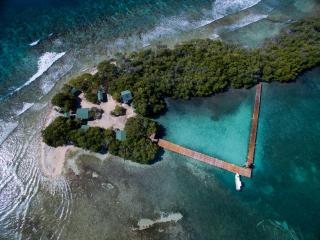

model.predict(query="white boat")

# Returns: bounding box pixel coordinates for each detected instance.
[235,173,242,191]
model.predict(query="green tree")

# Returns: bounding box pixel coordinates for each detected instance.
[51,93,78,112]
[42,117,80,147]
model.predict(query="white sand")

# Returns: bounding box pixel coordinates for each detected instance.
[80,93,136,130]
[39,107,74,178]
[39,94,135,177]
[40,144,74,178]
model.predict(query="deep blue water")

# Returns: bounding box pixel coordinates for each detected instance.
[0,0,214,99]
[0,0,320,239]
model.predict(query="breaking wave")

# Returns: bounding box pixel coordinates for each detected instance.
[40,62,73,95]
[220,14,268,32]
[15,102,35,116]
[213,0,262,20]
[108,14,214,51]
[11,52,66,95]
[29,39,40,47]
[140,16,213,47]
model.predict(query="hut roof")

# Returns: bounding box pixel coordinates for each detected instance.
[70,87,79,95]
[116,129,126,141]
[97,90,105,102]
[63,112,70,118]
[81,125,90,131]
[76,108,90,120]
[121,90,133,103]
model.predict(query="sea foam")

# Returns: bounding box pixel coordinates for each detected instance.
[29,39,40,47]
[224,14,268,32]
[213,0,262,20]
[140,16,213,47]
[0,120,18,145]
[12,52,66,95]
[107,14,214,52]
[40,61,73,95]
[15,102,35,116]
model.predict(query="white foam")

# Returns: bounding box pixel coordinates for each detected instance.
[134,212,183,231]
[31,103,47,111]
[141,16,213,47]
[212,13,267,37]
[41,80,56,95]
[226,14,268,31]
[29,39,40,47]
[12,52,66,95]
[15,102,34,116]
[209,33,220,39]
[212,0,262,20]
[40,61,73,95]
[0,120,18,145]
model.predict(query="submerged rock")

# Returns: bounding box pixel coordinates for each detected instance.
[133,212,183,231]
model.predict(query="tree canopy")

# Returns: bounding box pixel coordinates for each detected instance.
[44,17,320,164]
[99,18,320,116]
[51,93,78,112]
[108,116,159,164]
[42,116,159,164]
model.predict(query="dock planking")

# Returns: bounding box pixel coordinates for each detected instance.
[246,82,262,168]
[157,139,252,177]
[154,83,262,178]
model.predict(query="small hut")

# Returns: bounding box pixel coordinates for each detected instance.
[76,108,90,120]
[97,90,107,103]
[70,87,80,96]
[81,125,90,131]
[121,90,133,104]
[116,129,126,141]
[63,112,70,118]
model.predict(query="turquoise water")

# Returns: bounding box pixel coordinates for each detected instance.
[247,68,320,239]
[157,88,255,166]
[0,0,320,239]
[154,67,320,240]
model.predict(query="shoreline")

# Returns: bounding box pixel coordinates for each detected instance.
[39,106,70,178]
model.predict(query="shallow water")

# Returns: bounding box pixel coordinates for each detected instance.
[157,88,255,166]
[0,0,320,239]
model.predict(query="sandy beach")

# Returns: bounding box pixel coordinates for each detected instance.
[39,107,71,178]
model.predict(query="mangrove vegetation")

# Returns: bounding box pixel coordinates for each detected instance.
[43,17,320,163]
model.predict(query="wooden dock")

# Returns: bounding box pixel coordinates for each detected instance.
[246,83,262,168]
[157,139,252,177]
[154,83,262,178]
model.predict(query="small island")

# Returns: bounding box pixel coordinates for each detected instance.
[42,17,320,164]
